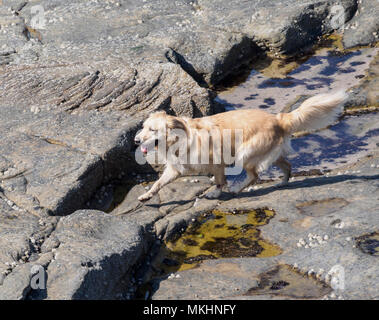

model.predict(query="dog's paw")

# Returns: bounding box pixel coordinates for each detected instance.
[138,192,153,202]
[205,188,222,199]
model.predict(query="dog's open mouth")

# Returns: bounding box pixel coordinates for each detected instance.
[141,140,159,155]
[141,145,148,154]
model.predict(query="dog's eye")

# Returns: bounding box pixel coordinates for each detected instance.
[149,128,156,132]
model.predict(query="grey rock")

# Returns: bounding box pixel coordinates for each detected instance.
[157,176,212,215]
[0,208,149,300]
[343,0,379,48]
[39,210,146,300]
[0,0,366,218]
[346,52,379,108]
[112,184,160,216]
[152,153,379,299]
[201,0,356,54]
[0,192,58,299]
[0,0,376,300]
[0,264,35,300]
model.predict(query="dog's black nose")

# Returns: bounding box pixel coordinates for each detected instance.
[134,138,140,145]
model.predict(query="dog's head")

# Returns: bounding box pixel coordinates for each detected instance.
[134,111,188,155]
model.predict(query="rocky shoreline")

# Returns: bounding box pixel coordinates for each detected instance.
[0,0,378,299]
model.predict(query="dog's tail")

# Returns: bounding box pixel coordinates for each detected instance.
[277,90,348,134]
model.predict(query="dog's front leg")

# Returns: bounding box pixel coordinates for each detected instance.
[205,166,226,199]
[138,164,180,201]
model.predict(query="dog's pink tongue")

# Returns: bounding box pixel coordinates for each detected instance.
[141,146,148,154]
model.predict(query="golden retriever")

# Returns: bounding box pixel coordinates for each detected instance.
[134,90,347,201]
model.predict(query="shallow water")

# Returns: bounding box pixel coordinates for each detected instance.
[152,208,281,275]
[296,198,349,217]
[225,110,379,184]
[289,112,379,172]
[356,232,379,256]
[216,36,379,180]
[217,40,378,113]
[245,264,332,299]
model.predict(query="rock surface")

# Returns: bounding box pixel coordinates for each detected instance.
[342,0,379,48]
[150,152,379,300]
[34,210,145,300]
[0,210,147,300]
[0,0,378,300]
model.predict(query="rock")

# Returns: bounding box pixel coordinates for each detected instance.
[0,264,35,300]
[152,153,379,299]
[157,176,212,215]
[112,184,160,216]
[0,0,377,300]
[202,0,356,54]
[346,52,379,108]
[0,209,149,300]
[0,0,366,217]
[343,0,379,48]
[32,210,146,300]
[0,193,58,299]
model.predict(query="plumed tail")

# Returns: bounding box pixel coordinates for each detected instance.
[277,90,348,134]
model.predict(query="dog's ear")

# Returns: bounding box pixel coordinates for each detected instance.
[166,116,188,133]
[166,117,189,147]
[153,110,167,116]
[148,110,167,120]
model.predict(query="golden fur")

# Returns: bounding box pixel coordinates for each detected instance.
[135,90,347,201]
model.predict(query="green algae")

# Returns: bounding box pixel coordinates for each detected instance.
[153,208,282,275]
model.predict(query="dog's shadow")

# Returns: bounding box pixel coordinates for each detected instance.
[230,173,379,200]
[145,174,379,208]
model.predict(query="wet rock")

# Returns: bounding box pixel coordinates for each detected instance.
[217,43,379,178]
[152,259,262,300]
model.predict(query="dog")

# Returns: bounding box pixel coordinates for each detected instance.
[134,90,347,201]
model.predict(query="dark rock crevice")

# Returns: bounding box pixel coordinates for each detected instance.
[165,48,208,88]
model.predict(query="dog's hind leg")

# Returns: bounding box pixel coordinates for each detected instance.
[138,164,180,201]
[229,166,258,194]
[205,166,226,199]
[274,156,291,187]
